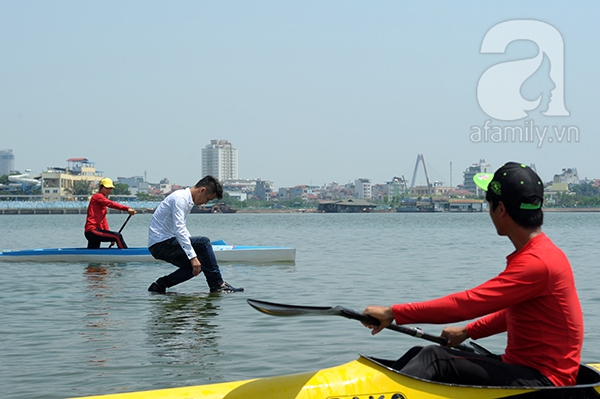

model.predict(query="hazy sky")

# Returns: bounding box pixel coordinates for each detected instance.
[1,1,597,189]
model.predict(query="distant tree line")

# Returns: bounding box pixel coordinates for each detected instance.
[2,174,600,208]
[551,182,600,207]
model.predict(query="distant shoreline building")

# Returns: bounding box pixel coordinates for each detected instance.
[0,149,15,175]
[202,140,238,182]
[117,176,149,195]
[355,178,372,199]
[41,158,103,201]
[463,159,492,195]
[553,168,580,185]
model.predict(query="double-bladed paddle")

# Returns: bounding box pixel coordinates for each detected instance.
[247,298,475,353]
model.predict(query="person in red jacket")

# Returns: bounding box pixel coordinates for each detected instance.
[85,178,137,249]
[362,162,583,387]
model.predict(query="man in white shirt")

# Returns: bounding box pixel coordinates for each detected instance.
[147,175,243,293]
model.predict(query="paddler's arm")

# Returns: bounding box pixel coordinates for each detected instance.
[362,305,394,335]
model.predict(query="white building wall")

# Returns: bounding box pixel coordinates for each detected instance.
[355,178,372,199]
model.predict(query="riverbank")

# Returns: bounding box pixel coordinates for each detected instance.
[544,207,600,212]
[2,207,599,215]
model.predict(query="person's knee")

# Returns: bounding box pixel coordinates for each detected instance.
[419,345,450,358]
[413,345,459,369]
[191,236,211,248]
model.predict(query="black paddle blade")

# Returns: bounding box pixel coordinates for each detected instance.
[247,298,382,325]
[247,299,343,317]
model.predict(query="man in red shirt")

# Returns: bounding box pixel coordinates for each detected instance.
[85,178,137,249]
[363,162,583,387]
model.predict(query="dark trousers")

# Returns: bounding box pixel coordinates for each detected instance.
[392,345,554,387]
[85,229,128,249]
[149,236,223,291]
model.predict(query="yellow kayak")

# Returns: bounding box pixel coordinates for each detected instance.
[71,355,600,399]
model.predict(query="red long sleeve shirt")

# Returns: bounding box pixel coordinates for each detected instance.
[85,192,131,232]
[392,233,583,386]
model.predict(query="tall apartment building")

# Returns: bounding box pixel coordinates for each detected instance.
[355,178,372,199]
[201,140,238,182]
[0,149,15,176]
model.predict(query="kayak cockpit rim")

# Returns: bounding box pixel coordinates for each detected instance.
[361,355,600,390]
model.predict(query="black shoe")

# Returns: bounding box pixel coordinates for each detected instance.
[148,281,166,293]
[211,281,244,293]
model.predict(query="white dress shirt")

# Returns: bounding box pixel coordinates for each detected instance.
[148,188,197,259]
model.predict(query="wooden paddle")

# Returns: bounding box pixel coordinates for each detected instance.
[247,299,476,353]
[108,214,133,248]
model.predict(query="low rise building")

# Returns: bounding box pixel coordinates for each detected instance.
[553,168,579,185]
[318,198,376,213]
[41,158,103,201]
[117,176,149,195]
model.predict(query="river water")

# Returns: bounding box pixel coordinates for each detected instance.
[1,212,599,398]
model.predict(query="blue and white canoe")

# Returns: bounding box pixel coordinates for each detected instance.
[0,240,296,263]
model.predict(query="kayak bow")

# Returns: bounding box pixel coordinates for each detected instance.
[70,355,600,399]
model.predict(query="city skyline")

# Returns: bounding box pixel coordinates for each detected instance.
[0,149,586,192]
[1,2,598,188]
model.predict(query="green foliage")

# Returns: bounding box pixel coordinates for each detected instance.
[220,191,241,207]
[112,183,131,195]
[66,181,94,196]
[552,183,600,207]
[136,191,162,201]
[388,195,407,206]
[0,174,9,185]
[569,182,600,197]
[0,187,41,196]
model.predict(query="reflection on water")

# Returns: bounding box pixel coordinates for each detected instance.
[147,293,223,366]
[85,263,120,294]
[81,263,123,367]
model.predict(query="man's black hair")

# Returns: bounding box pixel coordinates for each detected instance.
[486,191,543,229]
[195,175,223,200]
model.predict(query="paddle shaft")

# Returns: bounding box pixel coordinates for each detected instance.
[247,299,474,353]
[108,214,132,248]
[337,307,473,352]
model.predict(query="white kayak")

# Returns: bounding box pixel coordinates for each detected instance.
[0,240,296,263]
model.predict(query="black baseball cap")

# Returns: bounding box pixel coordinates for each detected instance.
[473,162,544,210]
